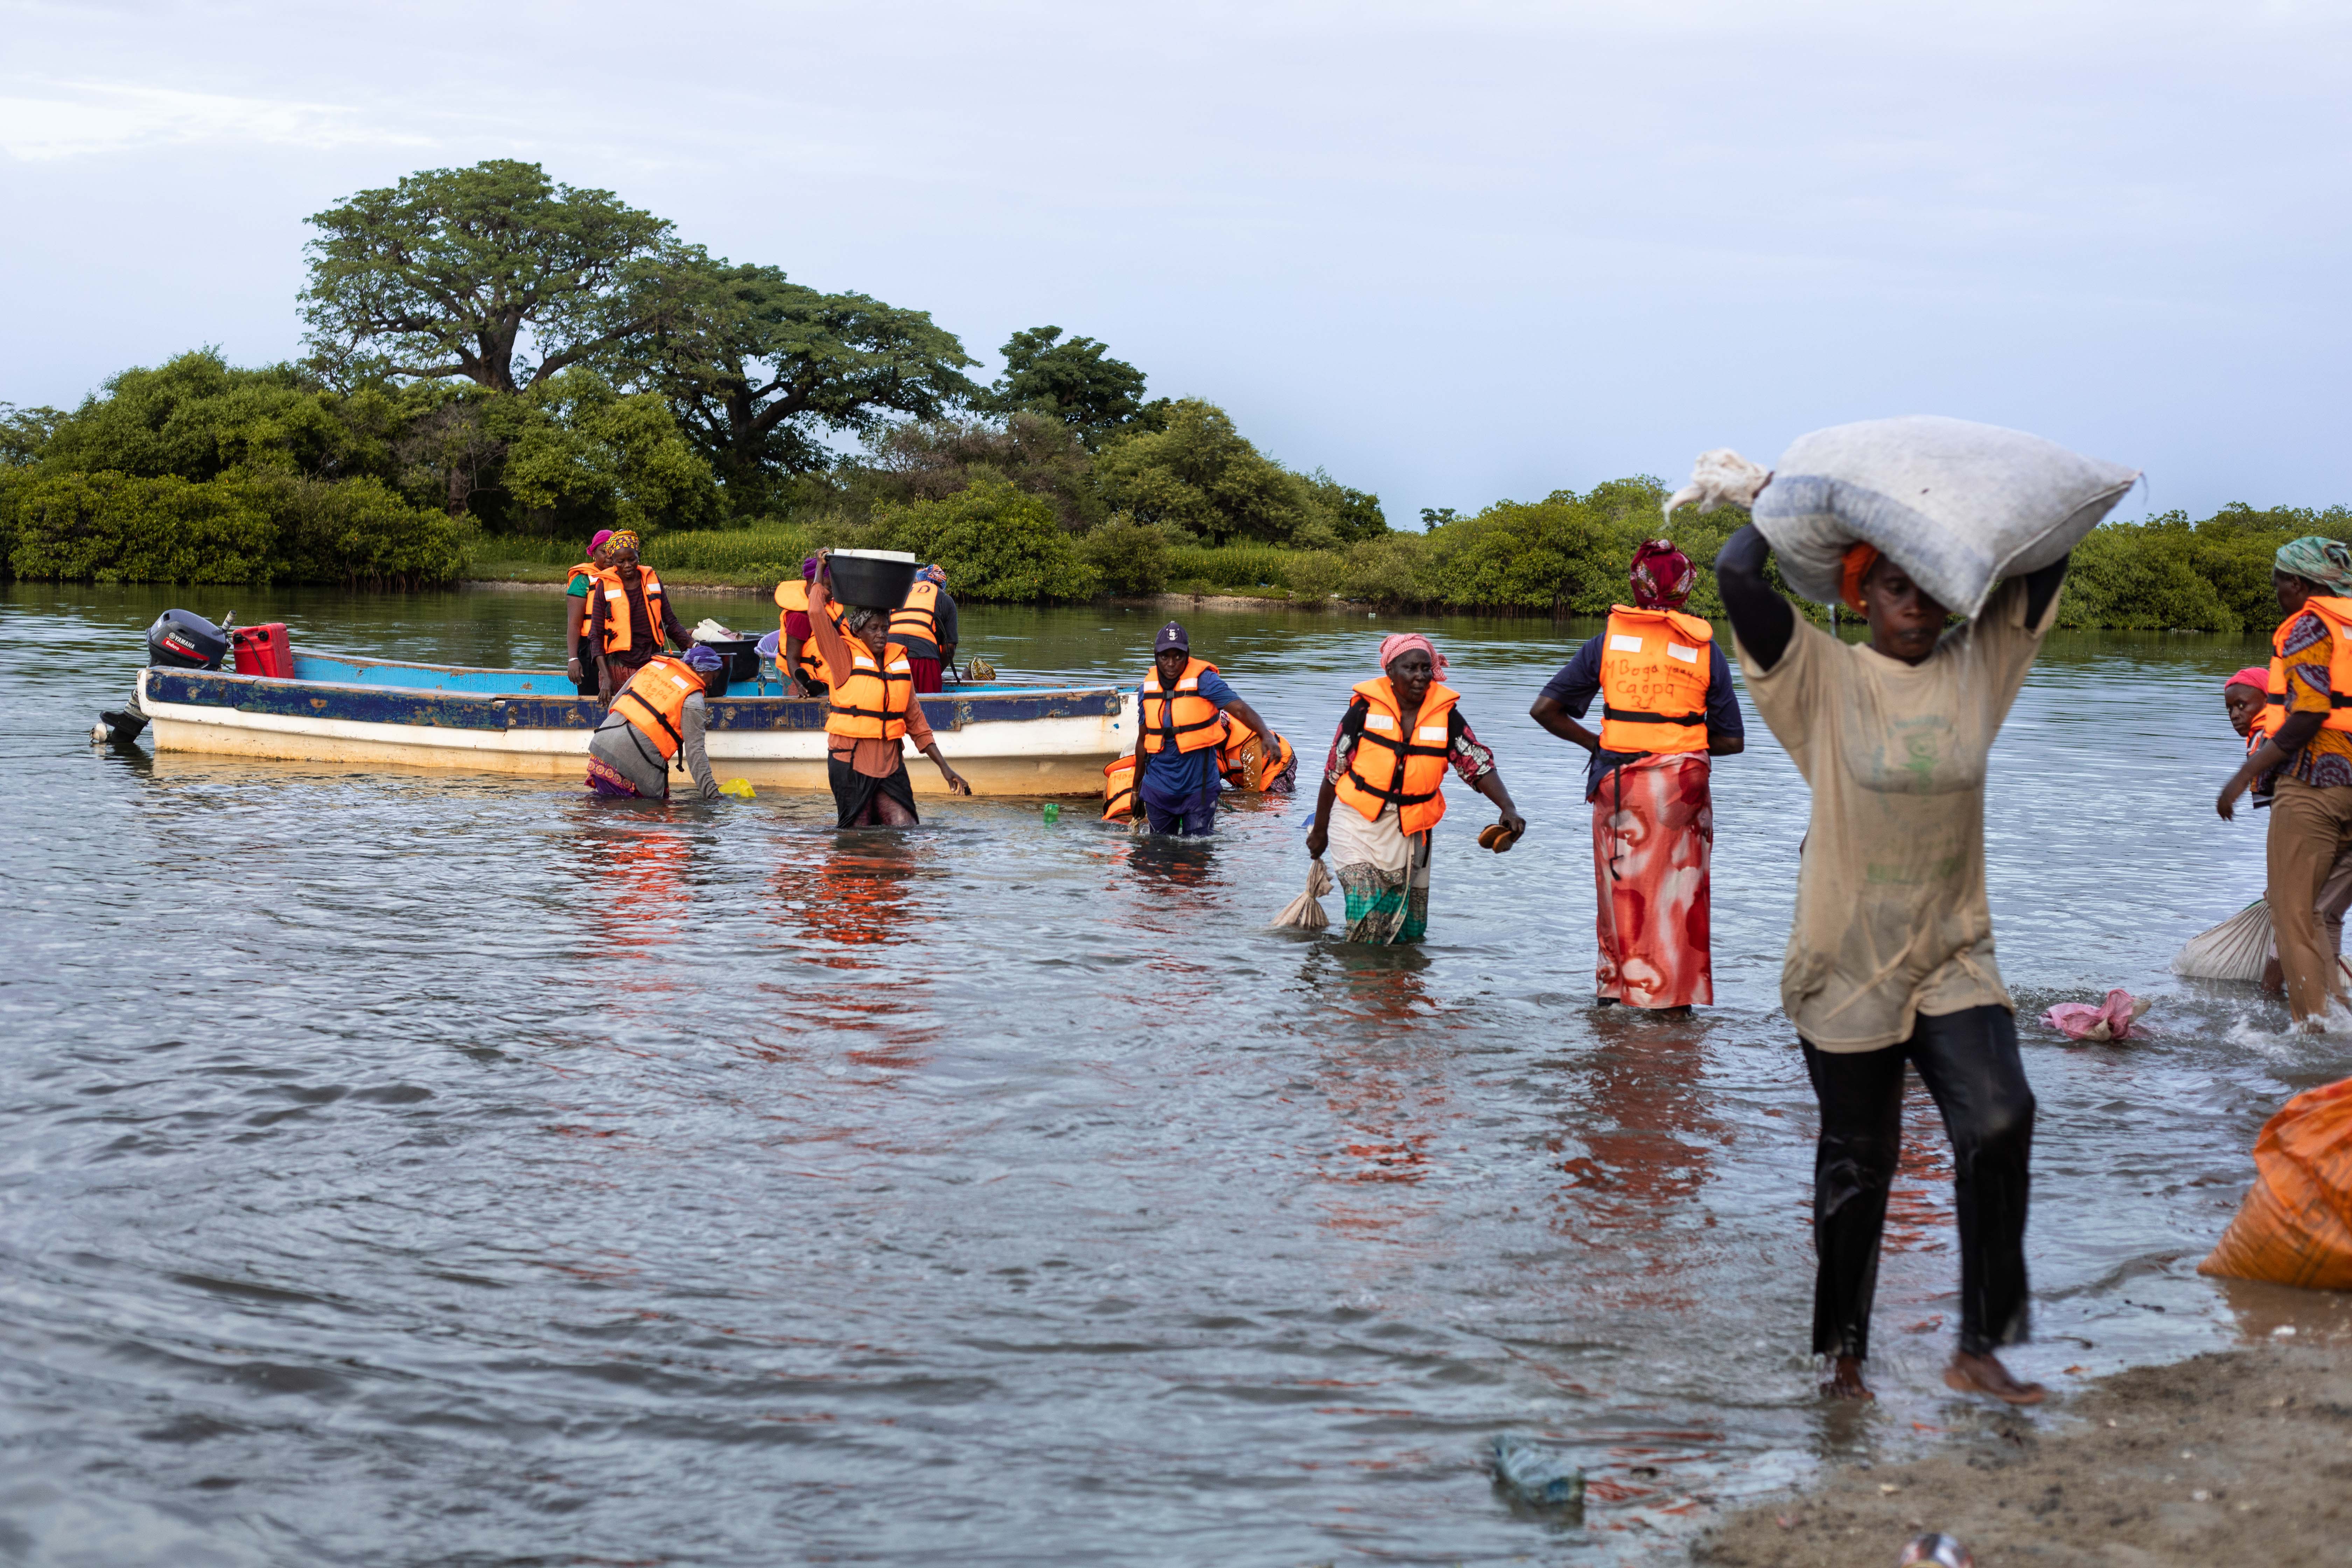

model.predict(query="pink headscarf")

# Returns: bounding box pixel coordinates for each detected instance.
[2226,666,2270,693]
[1378,632,1447,680]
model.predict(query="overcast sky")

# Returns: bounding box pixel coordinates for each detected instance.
[2,0,2345,523]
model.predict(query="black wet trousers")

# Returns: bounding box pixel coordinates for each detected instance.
[1801,1004,2035,1361]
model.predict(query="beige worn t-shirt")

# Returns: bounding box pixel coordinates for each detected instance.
[1734,578,2059,1052]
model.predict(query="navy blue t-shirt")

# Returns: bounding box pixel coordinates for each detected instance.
[1540,633,1745,800]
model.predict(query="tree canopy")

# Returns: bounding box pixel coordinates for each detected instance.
[1092,398,1381,546]
[301,160,680,394]
[627,261,976,508]
[11,159,1393,560]
[981,326,1156,449]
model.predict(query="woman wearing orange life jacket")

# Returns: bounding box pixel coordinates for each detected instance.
[1529,540,1746,1017]
[806,555,972,826]
[2221,665,2352,995]
[775,556,845,697]
[2218,537,2352,1026]
[584,643,729,802]
[586,532,693,700]
[1126,621,1287,836]
[888,565,958,693]
[1303,634,1525,944]
[564,528,615,696]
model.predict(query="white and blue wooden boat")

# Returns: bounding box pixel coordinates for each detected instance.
[135,651,1136,797]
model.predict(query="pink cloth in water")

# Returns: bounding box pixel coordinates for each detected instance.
[2043,988,2148,1042]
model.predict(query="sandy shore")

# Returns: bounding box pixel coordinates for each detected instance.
[1697,1289,2352,1567]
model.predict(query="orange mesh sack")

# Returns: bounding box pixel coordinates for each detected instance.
[2200,1077,2352,1290]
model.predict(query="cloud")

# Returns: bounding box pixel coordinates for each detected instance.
[0,80,433,162]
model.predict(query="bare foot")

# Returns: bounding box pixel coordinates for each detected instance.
[1944,1350,2045,1405]
[1654,1005,1693,1020]
[1823,1354,1872,1400]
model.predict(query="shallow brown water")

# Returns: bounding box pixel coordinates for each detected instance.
[2,582,2345,1565]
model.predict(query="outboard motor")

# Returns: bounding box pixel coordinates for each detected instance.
[147,609,231,670]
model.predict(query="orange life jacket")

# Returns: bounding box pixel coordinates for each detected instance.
[593,564,669,656]
[1596,606,1713,755]
[2268,596,2352,736]
[565,561,597,653]
[825,639,914,742]
[774,578,845,689]
[1332,677,1458,836]
[888,579,943,659]
[612,654,702,763]
[1103,752,1137,821]
[1219,713,1295,791]
[1141,658,1226,754]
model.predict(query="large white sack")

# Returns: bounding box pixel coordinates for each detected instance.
[2171,900,2271,982]
[1752,416,2140,621]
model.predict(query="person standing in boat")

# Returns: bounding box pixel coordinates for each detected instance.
[1530,539,1745,1017]
[587,532,693,700]
[564,528,614,697]
[776,556,843,698]
[1126,622,1287,836]
[584,643,729,803]
[888,565,959,693]
[806,558,972,825]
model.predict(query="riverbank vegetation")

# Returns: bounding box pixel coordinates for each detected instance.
[1,157,2344,624]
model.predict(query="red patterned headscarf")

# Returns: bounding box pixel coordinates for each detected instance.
[1629,539,1694,609]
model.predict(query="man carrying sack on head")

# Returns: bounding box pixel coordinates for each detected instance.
[1530,538,1745,1016]
[2217,536,2352,1029]
[1708,461,2071,1409]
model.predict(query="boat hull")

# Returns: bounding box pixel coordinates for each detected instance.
[138,667,1135,797]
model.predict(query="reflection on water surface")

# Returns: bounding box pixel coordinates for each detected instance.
[1,581,2344,1564]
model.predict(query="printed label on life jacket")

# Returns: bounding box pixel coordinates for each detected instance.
[1609,634,1645,653]
[1667,643,1699,664]
[1415,726,1447,743]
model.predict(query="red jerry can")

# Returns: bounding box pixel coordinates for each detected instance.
[231,623,294,679]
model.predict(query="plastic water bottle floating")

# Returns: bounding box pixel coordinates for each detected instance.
[1485,1433,1583,1511]
[1041,802,1060,824]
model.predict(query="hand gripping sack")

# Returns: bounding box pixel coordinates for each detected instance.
[1751,416,2140,621]
[2199,1076,2352,1291]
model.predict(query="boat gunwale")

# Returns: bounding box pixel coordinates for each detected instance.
[145,666,1127,735]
